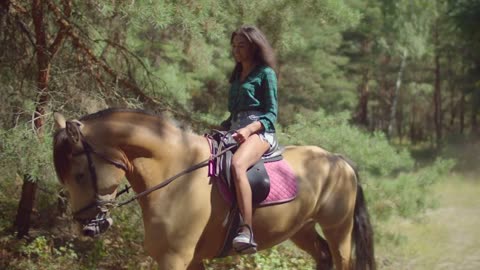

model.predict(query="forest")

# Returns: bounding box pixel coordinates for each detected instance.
[1,0,479,269]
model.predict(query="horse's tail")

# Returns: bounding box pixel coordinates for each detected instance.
[336,155,376,269]
[352,175,376,270]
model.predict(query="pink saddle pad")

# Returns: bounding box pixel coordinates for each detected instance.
[215,159,298,207]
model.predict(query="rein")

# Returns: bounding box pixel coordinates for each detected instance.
[115,143,236,208]
[74,136,236,215]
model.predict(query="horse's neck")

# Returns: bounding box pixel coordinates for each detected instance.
[89,117,209,204]
[89,115,185,157]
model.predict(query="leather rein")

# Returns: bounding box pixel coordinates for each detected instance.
[73,135,236,218]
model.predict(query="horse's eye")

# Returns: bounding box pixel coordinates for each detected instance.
[75,173,85,183]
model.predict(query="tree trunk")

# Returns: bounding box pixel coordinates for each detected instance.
[355,70,370,126]
[460,90,465,134]
[433,24,442,147]
[409,103,416,143]
[14,176,37,238]
[15,0,69,238]
[388,49,407,139]
[354,39,372,127]
[449,89,456,128]
[472,102,479,137]
[379,54,392,132]
[33,0,51,135]
[448,54,456,130]
[14,0,48,239]
[397,104,404,143]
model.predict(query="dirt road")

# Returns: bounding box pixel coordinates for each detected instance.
[378,175,480,270]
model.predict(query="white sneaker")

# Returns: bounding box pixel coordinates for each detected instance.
[232,225,257,254]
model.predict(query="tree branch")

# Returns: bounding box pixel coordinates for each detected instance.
[43,0,210,129]
[44,0,163,109]
[46,0,71,58]
[7,1,36,47]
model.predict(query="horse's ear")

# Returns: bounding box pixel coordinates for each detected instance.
[54,112,66,130]
[65,119,84,145]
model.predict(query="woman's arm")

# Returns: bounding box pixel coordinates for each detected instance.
[232,121,264,143]
[257,67,278,132]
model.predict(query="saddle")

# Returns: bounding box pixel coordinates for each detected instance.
[205,130,285,257]
[206,130,283,204]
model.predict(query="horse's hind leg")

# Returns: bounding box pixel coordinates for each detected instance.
[290,222,333,270]
[322,217,354,270]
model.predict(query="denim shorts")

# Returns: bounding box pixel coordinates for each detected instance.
[230,111,276,149]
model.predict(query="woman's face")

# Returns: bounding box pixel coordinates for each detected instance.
[232,34,255,64]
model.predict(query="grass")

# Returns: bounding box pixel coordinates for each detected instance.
[376,174,480,270]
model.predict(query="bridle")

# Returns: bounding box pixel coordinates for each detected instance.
[70,133,236,232]
[71,139,127,222]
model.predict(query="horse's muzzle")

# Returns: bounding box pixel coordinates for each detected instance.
[81,212,113,237]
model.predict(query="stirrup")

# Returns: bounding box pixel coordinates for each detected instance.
[232,224,257,254]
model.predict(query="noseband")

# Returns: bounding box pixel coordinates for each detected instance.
[71,139,128,236]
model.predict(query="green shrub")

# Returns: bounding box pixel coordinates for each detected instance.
[367,158,455,222]
[280,110,415,177]
[0,123,55,183]
[206,245,315,270]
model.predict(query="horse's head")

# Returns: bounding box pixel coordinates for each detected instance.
[53,113,128,237]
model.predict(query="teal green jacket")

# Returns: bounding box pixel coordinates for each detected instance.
[221,65,278,132]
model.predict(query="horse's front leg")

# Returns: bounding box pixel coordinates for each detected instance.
[147,248,196,270]
[143,217,209,270]
[143,233,196,270]
[187,261,206,270]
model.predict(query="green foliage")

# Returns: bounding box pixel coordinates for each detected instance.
[368,158,455,222]
[20,236,54,260]
[113,0,364,119]
[206,245,315,270]
[2,236,80,270]
[282,110,415,177]
[0,191,149,270]
[0,123,55,182]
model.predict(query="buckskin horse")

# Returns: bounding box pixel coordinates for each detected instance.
[52,108,375,270]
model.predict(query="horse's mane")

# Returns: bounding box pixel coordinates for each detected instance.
[79,108,165,122]
[80,107,188,132]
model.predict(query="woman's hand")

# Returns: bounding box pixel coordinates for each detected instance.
[232,127,252,144]
[232,121,264,144]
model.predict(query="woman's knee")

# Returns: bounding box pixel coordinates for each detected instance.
[231,156,247,179]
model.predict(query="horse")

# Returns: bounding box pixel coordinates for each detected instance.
[52,108,375,270]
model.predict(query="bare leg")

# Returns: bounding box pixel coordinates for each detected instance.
[290,223,333,270]
[231,134,269,244]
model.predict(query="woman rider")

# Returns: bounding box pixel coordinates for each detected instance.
[221,25,278,254]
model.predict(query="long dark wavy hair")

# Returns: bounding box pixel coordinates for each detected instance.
[229,25,277,83]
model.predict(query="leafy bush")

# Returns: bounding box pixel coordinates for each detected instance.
[280,110,415,177]
[206,245,315,270]
[0,123,55,182]
[1,235,79,270]
[367,158,455,222]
